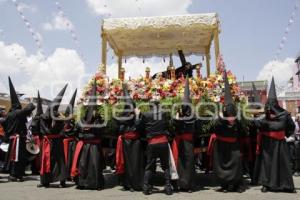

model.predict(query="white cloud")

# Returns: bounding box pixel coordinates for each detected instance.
[106,57,167,80]
[0,41,85,101]
[257,57,296,86]
[42,13,74,31]
[86,0,192,17]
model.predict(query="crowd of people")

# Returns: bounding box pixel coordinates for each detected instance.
[0,73,299,196]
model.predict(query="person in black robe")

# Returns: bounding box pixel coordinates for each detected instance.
[71,80,105,190]
[29,91,44,175]
[114,84,144,191]
[294,115,300,176]
[62,89,78,180]
[38,84,68,188]
[254,77,296,193]
[4,77,36,182]
[141,97,173,195]
[212,71,244,193]
[172,77,196,192]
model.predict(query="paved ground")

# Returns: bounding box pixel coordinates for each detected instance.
[0,171,299,200]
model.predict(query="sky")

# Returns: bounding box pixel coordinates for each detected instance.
[0,0,299,100]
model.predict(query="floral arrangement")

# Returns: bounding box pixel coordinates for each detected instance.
[78,57,247,136]
[80,66,241,105]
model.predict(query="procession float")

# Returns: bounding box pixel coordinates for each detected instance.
[79,13,245,153]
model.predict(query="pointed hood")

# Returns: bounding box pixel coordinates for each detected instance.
[267,77,277,105]
[31,91,43,132]
[45,84,68,118]
[223,71,236,116]
[122,83,136,115]
[8,77,21,110]
[181,76,192,116]
[224,71,234,105]
[36,91,43,117]
[265,77,284,114]
[65,89,77,117]
[85,79,97,123]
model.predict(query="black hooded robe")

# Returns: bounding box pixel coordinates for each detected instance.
[39,118,68,185]
[172,117,196,190]
[253,111,295,191]
[5,103,36,178]
[114,115,144,191]
[212,119,243,188]
[71,120,105,190]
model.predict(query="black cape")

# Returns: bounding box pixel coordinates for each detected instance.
[253,111,295,191]
[114,114,144,190]
[173,117,196,190]
[40,117,68,184]
[212,119,243,186]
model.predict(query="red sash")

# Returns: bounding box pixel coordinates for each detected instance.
[70,139,101,178]
[63,136,76,164]
[171,133,193,167]
[148,135,168,145]
[256,131,285,155]
[40,134,63,175]
[115,131,140,174]
[239,137,254,162]
[207,133,217,156]
[216,135,237,143]
[0,124,4,137]
[9,134,19,161]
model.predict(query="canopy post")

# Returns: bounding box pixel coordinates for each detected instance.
[118,53,123,79]
[101,33,107,74]
[205,49,211,77]
[214,27,220,65]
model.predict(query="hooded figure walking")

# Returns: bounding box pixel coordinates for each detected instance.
[29,91,44,175]
[38,84,68,188]
[62,89,78,179]
[70,80,106,190]
[212,71,244,193]
[114,84,144,191]
[172,77,196,192]
[254,77,296,193]
[5,77,36,182]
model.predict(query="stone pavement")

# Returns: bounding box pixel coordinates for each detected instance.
[0,172,299,200]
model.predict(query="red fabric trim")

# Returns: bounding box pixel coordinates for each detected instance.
[148,135,168,145]
[9,134,18,161]
[207,133,217,170]
[63,137,76,164]
[40,134,63,175]
[216,135,237,143]
[256,132,262,155]
[171,133,193,167]
[115,132,140,175]
[256,131,285,155]
[0,124,4,137]
[70,139,101,178]
[263,131,285,140]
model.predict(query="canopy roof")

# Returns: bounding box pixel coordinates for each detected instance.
[102,13,220,57]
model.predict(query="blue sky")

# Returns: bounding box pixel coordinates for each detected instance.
[0,0,299,99]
